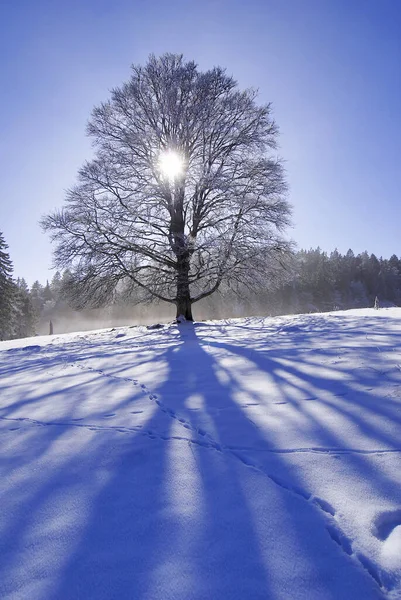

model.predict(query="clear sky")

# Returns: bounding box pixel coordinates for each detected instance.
[1,0,401,284]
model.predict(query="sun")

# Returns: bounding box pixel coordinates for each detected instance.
[159,150,184,180]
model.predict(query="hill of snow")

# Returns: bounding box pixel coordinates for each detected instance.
[1,308,401,599]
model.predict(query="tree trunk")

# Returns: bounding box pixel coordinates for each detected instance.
[176,260,193,321]
[176,294,193,321]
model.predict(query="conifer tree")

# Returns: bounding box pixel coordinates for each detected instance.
[30,281,45,321]
[0,232,16,340]
[14,278,36,338]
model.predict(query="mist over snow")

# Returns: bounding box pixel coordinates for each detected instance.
[1,308,401,599]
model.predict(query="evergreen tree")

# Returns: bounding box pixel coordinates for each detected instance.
[50,271,62,302]
[30,281,45,321]
[14,278,36,338]
[0,232,16,340]
[43,280,53,303]
[260,246,401,316]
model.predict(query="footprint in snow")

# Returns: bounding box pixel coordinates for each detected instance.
[313,496,335,516]
[326,525,353,555]
[356,552,382,587]
[373,509,401,541]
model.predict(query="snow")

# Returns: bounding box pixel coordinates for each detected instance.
[1,308,401,599]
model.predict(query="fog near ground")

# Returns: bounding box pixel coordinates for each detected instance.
[36,294,271,336]
[37,304,174,335]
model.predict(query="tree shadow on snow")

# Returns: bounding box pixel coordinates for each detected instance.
[0,319,393,599]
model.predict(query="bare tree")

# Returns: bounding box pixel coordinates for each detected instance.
[42,54,292,320]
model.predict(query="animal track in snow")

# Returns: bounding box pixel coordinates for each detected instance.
[0,415,143,436]
[356,553,382,587]
[70,358,200,441]
[313,497,335,516]
[267,473,310,500]
[326,525,353,555]
[216,444,386,590]
[62,357,206,443]
[0,404,386,591]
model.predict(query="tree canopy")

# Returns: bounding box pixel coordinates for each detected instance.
[43,54,292,319]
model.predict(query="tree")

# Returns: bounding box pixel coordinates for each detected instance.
[30,281,45,321]
[50,271,62,301]
[42,54,292,320]
[0,232,15,340]
[43,280,53,303]
[14,278,36,338]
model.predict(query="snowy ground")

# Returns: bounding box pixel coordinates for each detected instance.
[1,308,401,599]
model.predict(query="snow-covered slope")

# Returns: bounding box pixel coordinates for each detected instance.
[1,309,401,599]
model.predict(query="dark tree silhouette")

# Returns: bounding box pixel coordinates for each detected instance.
[0,232,16,340]
[42,54,292,320]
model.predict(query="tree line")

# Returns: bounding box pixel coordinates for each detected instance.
[257,248,401,316]
[1,230,400,341]
[0,231,65,340]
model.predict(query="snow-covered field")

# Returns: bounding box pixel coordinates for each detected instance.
[1,308,401,599]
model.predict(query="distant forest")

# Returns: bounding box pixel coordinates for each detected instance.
[260,248,401,315]
[1,247,400,340]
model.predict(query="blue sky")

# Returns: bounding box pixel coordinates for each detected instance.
[1,0,401,284]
